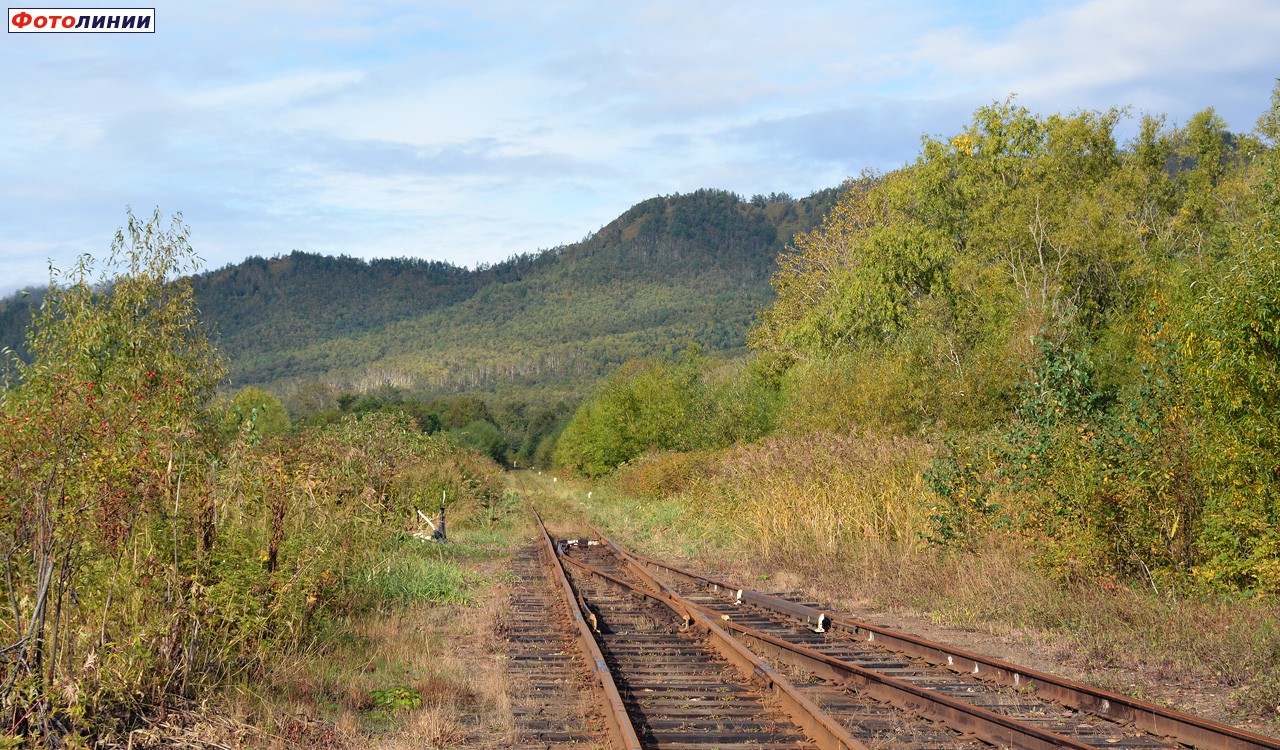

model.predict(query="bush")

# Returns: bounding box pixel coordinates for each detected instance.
[612,451,713,500]
[0,213,506,745]
[555,351,779,476]
[555,355,705,476]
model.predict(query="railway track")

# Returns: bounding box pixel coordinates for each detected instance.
[504,541,609,748]
[527,510,1280,750]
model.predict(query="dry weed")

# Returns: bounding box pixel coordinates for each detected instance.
[691,430,934,558]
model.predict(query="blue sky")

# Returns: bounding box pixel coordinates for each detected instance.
[2,0,1279,294]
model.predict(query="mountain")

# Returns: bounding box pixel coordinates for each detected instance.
[1,188,842,398]
[0,289,37,361]
[188,248,556,386]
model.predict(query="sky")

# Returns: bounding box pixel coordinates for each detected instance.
[2,0,1279,294]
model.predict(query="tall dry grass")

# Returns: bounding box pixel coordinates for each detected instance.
[688,431,934,558]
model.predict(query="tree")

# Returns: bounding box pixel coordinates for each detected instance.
[1173,89,1280,590]
[285,380,338,421]
[752,101,1158,432]
[554,351,715,476]
[220,385,291,443]
[0,209,223,737]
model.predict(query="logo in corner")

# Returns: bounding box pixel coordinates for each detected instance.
[8,8,154,32]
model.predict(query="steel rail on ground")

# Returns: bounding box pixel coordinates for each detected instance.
[531,511,642,750]
[582,531,1122,750]
[558,548,869,750]
[557,549,868,750]
[630,551,1280,750]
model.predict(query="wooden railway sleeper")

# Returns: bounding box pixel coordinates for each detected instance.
[583,531,1174,750]
[559,548,868,750]
[631,551,1280,750]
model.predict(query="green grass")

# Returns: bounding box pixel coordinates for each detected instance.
[344,517,530,608]
[351,538,483,608]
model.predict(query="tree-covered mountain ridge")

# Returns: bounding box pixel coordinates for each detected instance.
[206,188,844,396]
[0,187,841,397]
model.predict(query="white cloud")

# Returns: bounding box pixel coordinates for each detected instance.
[1,0,1278,295]
[183,70,366,110]
[915,0,1280,124]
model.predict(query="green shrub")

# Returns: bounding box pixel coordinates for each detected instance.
[0,216,506,744]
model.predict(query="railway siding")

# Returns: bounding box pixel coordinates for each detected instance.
[627,549,1280,750]
[517,510,1280,750]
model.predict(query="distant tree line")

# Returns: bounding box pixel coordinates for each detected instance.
[215,381,576,469]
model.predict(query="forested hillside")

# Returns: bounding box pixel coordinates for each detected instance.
[211,189,838,395]
[0,289,39,361]
[0,189,839,398]
[189,250,556,379]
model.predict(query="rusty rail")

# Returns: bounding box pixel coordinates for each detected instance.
[560,549,869,750]
[532,511,642,750]
[632,551,1280,750]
